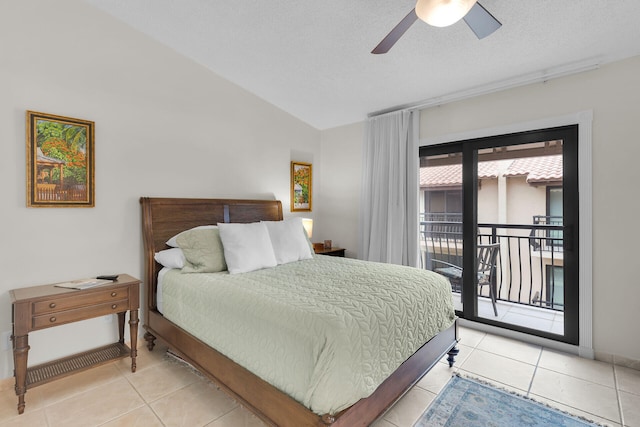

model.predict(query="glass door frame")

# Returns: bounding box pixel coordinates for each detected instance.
[420,125,579,345]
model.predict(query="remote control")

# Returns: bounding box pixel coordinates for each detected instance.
[96,275,119,281]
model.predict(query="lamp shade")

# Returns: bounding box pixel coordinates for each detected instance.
[415,0,476,27]
[302,218,313,239]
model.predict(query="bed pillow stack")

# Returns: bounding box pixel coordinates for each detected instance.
[154,218,313,274]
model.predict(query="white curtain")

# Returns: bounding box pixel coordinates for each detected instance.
[359,110,419,267]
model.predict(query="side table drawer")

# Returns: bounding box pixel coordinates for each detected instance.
[33,288,129,315]
[32,299,129,330]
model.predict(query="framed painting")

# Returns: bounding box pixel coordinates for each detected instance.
[26,111,95,207]
[291,161,312,212]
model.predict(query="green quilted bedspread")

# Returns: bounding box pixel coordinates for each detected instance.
[160,255,455,415]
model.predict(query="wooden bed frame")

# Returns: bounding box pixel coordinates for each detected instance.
[140,197,458,427]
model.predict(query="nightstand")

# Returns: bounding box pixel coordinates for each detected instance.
[9,274,140,414]
[314,247,346,257]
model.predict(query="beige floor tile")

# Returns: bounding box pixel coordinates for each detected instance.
[382,386,435,427]
[458,347,536,392]
[442,343,473,366]
[151,379,238,427]
[126,359,200,403]
[114,344,170,376]
[457,326,486,348]
[205,406,267,427]
[615,365,640,396]
[0,387,21,422]
[620,390,640,427]
[21,363,123,411]
[0,408,48,427]
[539,348,616,387]
[44,377,145,427]
[0,379,12,393]
[100,405,164,427]
[530,367,620,422]
[416,361,456,394]
[370,417,397,427]
[476,333,542,365]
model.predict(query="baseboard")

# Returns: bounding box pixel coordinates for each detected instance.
[595,350,640,371]
[460,319,640,371]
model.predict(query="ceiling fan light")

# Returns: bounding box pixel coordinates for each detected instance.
[415,0,477,27]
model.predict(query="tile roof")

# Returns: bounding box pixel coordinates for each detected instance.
[504,155,563,183]
[420,164,461,187]
[420,155,562,187]
[420,161,503,187]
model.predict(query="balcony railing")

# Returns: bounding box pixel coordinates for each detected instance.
[420,217,565,312]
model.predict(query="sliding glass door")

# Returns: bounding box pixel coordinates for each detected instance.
[420,149,464,312]
[419,126,579,344]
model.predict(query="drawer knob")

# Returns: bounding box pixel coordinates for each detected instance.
[111,292,117,297]
[49,317,56,323]
[49,302,56,309]
[111,304,117,309]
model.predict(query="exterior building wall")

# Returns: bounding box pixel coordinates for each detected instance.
[422,173,563,308]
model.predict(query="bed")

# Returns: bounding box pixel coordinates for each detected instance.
[140,197,459,426]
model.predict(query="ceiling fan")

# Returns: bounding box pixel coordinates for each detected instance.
[372,0,501,54]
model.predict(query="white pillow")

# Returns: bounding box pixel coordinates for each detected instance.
[262,218,313,265]
[154,248,186,269]
[166,225,217,247]
[217,222,277,274]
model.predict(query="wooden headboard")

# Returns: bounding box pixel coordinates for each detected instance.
[139,197,283,311]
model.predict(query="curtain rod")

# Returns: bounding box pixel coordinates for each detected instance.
[368,58,601,119]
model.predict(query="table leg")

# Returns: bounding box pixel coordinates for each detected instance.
[117,312,125,344]
[12,334,29,414]
[129,309,139,372]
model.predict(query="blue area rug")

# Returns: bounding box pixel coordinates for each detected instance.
[414,375,600,427]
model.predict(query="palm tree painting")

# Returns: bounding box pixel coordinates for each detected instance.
[26,111,95,207]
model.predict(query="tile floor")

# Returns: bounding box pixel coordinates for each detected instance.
[456,295,565,334]
[1,326,638,426]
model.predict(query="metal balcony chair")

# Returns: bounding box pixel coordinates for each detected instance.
[433,243,501,316]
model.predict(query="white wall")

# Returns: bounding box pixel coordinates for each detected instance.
[315,123,364,257]
[321,56,640,362]
[0,1,320,379]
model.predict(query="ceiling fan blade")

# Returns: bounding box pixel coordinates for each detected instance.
[463,2,501,39]
[372,9,418,54]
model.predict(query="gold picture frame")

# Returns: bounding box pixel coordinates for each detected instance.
[290,161,312,212]
[26,111,95,207]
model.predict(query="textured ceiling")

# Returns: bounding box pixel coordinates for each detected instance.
[85,0,640,129]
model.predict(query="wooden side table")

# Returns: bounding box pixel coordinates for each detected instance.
[9,274,140,414]
[314,247,346,257]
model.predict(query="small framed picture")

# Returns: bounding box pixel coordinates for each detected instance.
[291,161,312,212]
[26,111,95,207]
